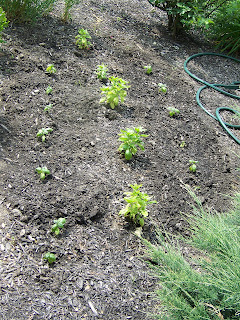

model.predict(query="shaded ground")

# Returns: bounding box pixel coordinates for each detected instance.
[0,0,239,319]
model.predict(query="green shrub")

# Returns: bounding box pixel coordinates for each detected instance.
[0,7,8,42]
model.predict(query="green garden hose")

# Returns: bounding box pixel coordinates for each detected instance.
[184,52,240,144]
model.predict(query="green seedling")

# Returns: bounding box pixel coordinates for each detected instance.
[118,127,148,160]
[167,107,180,117]
[96,64,108,80]
[189,160,198,172]
[144,65,152,74]
[119,184,157,227]
[37,128,53,142]
[43,252,56,264]
[180,141,186,148]
[158,83,167,93]
[75,28,92,49]
[46,64,56,74]
[51,218,66,235]
[44,103,53,112]
[36,166,50,180]
[100,76,130,109]
[46,86,53,95]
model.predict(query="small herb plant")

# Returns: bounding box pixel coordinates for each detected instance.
[37,128,53,142]
[46,86,53,95]
[189,160,198,172]
[75,28,92,49]
[36,166,50,180]
[144,65,152,74]
[96,64,108,80]
[100,76,130,109]
[46,64,56,74]
[51,218,66,235]
[119,184,157,227]
[118,127,148,160]
[180,141,186,148]
[167,107,180,117]
[44,103,53,112]
[158,83,167,93]
[43,252,56,264]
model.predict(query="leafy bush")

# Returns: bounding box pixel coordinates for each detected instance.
[0,0,56,23]
[0,7,8,42]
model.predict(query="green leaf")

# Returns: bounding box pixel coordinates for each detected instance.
[125,149,132,160]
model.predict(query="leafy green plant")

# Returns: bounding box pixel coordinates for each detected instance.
[180,140,186,148]
[96,64,108,80]
[46,64,56,74]
[46,86,53,95]
[167,106,180,117]
[44,103,53,112]
[189,160,198,172]
[37,127,53,142]
[51,218,66,235]
[100,76,130,109]
[0,7,8,43]
[43,252,56,264]
[158,82,167,93]
[118,127,148,160]
[36,166,50,180]
[75,28,92,49]
[62,0,80,22]
[119,184,157,227]
[144,65,152,74]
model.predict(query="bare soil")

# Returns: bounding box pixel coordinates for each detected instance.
[0,0,239,319]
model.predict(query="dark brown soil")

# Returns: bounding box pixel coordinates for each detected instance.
[0,0,239,319]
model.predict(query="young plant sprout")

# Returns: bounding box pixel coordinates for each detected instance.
[119,184,157,227]
[180,141,186,148]
[46,64,56,74]
[100,76,130,109]
[158,83,167,93]
[46,86,53,95]
[43,252,56,264]
[189,160,198,172]
[51,218,66,235]
[36,166,50,180]
[118,127,148,160]
[96,64,108,80]
[144,65,152,74]
[37,128,53,142]
[167,107,180,117]
[75,28,92,49]
[44,103,53,112]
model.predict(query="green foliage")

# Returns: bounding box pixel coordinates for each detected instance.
[189,160,198,172]
[51,218,66,235]
[44,103,53,112]
[119,184,157,227]
[36,166,50,180]
[46,64,56,74]
[96,64,108,80]
[75,28,92,49]
[118,127,148,160]
[100,76,130,109]
[144,65,152,74]
[62,0,80,22]
[43,252,56,264]
[145,188,240,319]
[36,127,53,142]
[180,140,186,148]
[158,83,167,93]
[0,0,56,23]
[46,86,53,95]
[0,7,8,43]
[167,107,180,117]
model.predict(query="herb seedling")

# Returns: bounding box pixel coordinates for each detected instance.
[36,166,50,180]
[96,64,108,80]
[43,252,56,264]
[167,107,180,117]
[118,127,148,160]
[37,128,53,142]
[189,160,198,172]
[180,141,186,148]
[100,76,130,109]
[144,65,152,74]
[51,218,66,235]
[75,28,92,49]
[46,86,53,95]
[46,64,56,74]
[119,184,157,227]
[158,83,167,93]
[44,103,53,112]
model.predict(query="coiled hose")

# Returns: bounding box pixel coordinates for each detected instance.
[184,52,240,144]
